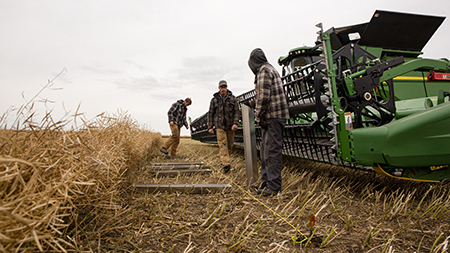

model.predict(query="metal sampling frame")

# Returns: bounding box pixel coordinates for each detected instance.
[134,161,232,194]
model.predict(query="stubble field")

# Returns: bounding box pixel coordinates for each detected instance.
[1,112,449,252]
[124,138,450,253]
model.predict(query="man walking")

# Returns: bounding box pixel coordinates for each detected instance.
[248,48,290,196]
[160,98,192,157]
[208,80,240,173]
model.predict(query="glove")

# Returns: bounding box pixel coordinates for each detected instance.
[242,99,255,109]
[258,120,269,130]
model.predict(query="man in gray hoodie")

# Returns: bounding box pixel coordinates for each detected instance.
[248,48,290,196]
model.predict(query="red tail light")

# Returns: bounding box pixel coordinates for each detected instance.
[428,72,450,81]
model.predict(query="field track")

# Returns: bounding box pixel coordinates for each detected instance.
[122,138,450,253]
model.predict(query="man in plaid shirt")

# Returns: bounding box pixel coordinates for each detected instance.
[207,80,240,173]
[248,48,290,197]
[160,98,192,157]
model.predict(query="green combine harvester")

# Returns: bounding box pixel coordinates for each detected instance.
[190,10,450,182]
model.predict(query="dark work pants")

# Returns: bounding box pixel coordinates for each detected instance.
[260,118,285,192]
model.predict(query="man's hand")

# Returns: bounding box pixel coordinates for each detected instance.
[258,121,269,130]
[243,99,255,109]
[231,124,238,131]
[208,129,214,134]
[169,121,174,126]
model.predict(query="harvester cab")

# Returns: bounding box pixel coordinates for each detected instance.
[278,46,322,76]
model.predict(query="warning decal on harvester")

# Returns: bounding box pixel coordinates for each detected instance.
[345,112,353,130]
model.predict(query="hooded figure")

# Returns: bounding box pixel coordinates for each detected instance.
[247,48,289,124]
[247,48,289,197]
[248,48,268,75]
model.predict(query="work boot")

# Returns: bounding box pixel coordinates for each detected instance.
[160,147,168,155]
[257,187,279,197]
[251,182,266,191]
[222,164,231,174]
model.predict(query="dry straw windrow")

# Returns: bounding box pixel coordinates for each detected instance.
[0,104,162,252]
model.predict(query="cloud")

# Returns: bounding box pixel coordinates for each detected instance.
[105,56,250,103]
[79,63,126,76]
[174,56,247,87]
[115,75,162,91]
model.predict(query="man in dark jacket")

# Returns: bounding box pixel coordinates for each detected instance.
[208,80,240,173]
[160,98,192,156]
[248,48,290,196]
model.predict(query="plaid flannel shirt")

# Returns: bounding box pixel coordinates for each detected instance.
[254,63,290,122]
[167,99,188,127]
[207,90,240,130]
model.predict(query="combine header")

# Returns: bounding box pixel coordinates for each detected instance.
[191,10,450,182]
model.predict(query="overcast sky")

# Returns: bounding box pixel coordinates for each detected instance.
[1,0,449,135]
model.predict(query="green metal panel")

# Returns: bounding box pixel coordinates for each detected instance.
[395,97,437,118]
[425,80,450,98]
[381,59,450,82]
[392,72,427,100]
[382,102,450,167]
[351,102,450,168]
[349,126,388,166]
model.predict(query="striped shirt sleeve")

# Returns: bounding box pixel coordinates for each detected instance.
[254,67,272,122]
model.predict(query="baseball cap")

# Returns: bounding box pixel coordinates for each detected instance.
[218,80,227,87]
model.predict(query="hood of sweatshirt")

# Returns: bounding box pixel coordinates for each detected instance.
[248,48,268,75]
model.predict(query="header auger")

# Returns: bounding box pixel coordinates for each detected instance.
[191,10,450,182]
